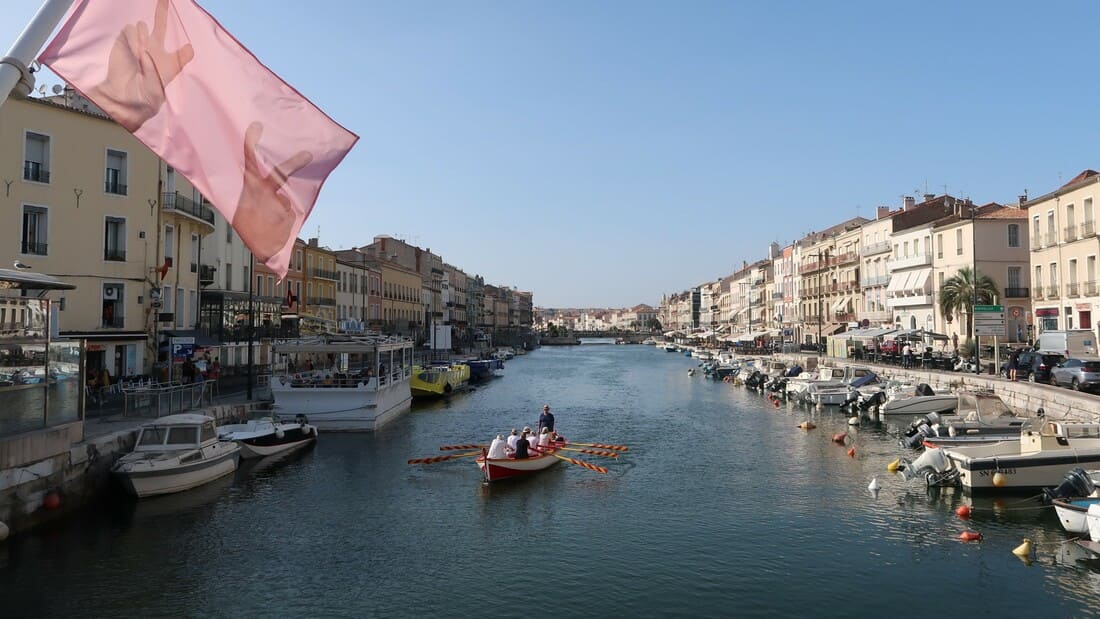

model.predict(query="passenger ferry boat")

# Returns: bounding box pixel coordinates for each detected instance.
[410,363,471,398]
[270,335,414,431]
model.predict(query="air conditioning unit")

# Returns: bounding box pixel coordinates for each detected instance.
[103,287,119,300]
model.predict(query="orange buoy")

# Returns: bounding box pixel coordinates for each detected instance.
[42,491,61,510]
[959,530,982,542]
[797,421,816,430]
[956,505,972,519]
[846,447,856,458]
[773,398,781,408]
[832,432,847,444]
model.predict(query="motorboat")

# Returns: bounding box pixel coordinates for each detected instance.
[466,358,505,383]
[897,422,1100,490]
[410,363,471,398]
[270,335,415,431]
[899,392,1039,449]
[218,414,318,459]
[493,347,516,360]
[806,366,877,406]
[112,414,240,498]
[879,383,958,417]
[663,344,678,352]
[642,338,657,346]
[1044,468,1100,535]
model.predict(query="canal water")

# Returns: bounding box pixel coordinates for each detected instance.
[4,345,1100,617]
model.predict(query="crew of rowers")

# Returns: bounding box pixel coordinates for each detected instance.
[486,404,558,459]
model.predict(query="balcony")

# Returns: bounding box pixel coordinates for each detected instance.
[1003,287,1029,299]
[308,267,339,281]
[103,248,126,261]
[1045,232,1058,247]
[1031,237,1044,251]
[102,316,125,328]
[772,292,784,300]
[1047,285,1060,299]
[1065,226,1079,243]
[841,279,860,292]
[105,181,128,196]
[862,241,890,256]
[1083,221,1096,238]
[798,261,824,275]
[860,310,892,323]
[21,241,47,255]
[305,296,336,306]
[891,253,932,270]
[860,274,889,287]
[833,312,856,323]
[887,294,934,308]
[836,252,858,266]
[23,161,49,183]
[1087,281,1099,296]
[1068,282,1080,297]
[162,192,216,227]
[1033,288,1044,300]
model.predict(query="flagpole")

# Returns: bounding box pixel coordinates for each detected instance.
[0,0,74,108]
[247,252,255,401]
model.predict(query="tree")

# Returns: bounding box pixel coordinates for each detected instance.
[938,267,999,339]
[647,318,663,332]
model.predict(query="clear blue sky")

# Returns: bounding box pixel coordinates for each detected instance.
[6,1,1099,307]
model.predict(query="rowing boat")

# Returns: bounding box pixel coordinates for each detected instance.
[476,439,565,482]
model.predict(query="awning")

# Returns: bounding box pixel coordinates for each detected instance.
[885,273,908,294]
[907,269,932,294]
[161,329,221,348]
[832,296,852,313]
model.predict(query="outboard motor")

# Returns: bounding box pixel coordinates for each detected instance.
[1043,468,1096,504]
[915,383,935,397]
[900,413,941,449]
[786,365,803,378]
[770,377,787,393]
[859,390,887,411]
[896,447,960,486]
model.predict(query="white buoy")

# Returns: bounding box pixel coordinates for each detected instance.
[0,520,8,542]
[868,477,880,492]
[848,416,860,426]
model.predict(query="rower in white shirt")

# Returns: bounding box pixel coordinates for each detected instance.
[487,434,509,459]
[506,429,519,453]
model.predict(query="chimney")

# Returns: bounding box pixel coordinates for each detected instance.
[308,237,318,247]
[1018,193,1028,207]
[903,196,916,211]
[923,193,935,203]
[876,205,890,219]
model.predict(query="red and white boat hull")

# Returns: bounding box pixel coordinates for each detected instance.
[477,447,561,482]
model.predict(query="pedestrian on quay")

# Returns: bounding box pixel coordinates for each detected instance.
[902,342,912,369]
[1008,348,1022,381]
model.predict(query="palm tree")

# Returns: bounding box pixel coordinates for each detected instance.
[939,267,1000,339]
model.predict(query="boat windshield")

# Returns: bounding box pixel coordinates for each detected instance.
[976,396,1016,419]
[166,426,199,445]
[138,426,167,446]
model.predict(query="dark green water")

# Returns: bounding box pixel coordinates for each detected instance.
[3,345,1100,617]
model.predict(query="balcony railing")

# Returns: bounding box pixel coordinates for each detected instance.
[862,241,890,255]
[798,262,824,275]
[1047,285,1060,299]
[861,274,890,287]
[305,296,336,306]
[103,248,126,261]
[162,192,215,225]
[102,316,125,328]
[860,310,892,323]
[308,267,339,280]
[21,241,47,255]
[833,312,855,323]
[1083,221,1096,238]
[1065,226,1079,243]
[23,161,49,183]
[1003,287,1029,298]
[199,264,216,284]
[1031,237,1044,251]
[1045,232,1058,247]
[891,253,933,270]
[842,279,860,292]
[836,252,858,266]
[1087,281,1099,296]
[772,292,784,299]
[105,181,128,195]
[1033,288,1044,300]
[1068,282,1080,297]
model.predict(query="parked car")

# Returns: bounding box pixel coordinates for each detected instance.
[1001,351,1064,382]
[1050,357,1100,392]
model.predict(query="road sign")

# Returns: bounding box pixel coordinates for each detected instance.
[974,304,1004,312]
[170,336,195,360]
[973,303,1006,337]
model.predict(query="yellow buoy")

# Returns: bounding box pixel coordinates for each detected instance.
[992,472,1007,488]
[1012,538,1033,559]
[886,459,900,473]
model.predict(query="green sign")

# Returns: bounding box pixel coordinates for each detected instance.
[974,305,1004,312]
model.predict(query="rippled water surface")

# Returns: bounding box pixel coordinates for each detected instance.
[4,345,1100,617]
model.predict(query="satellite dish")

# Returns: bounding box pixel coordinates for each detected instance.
[51,84,63,94]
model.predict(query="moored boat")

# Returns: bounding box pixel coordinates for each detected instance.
[466,358,505,383]
[218,414,318,459]
[270,335,414,431]
[112,414,240,498]
[410,363,472,398]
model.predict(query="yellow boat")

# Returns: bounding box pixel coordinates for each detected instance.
[410,364,471,398]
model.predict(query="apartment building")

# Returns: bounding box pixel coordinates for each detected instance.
[859,206,895,327]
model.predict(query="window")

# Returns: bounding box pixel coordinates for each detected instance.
[1034,266,1042,289]
[21,205,48,255]
[1007,224,1020,248]
[936,234,943,258]
[164,225,175,266]
[190,233,199,272]
[1033,216,1041,245]
[105,149,128,195]
[1086,198,1095,225]
[189,290,197,327]
[243,265,249,292]
[166,426,198,445]
[256,274,264,296]
[225,263,233,290]
[267,276,274,298]
[1067,204,1076,238]
[23,131,50,183]
[102,284,124,327]
[225,221,233,244]
[1050,263,1059,286]
[295,250,303,271]
[1008,266,1022,289]
[1089,256,1097,286]
[1069,259,1078,285]
[956,229,963,255]
[175,288,184,327]
[1047,211,1056,242]
[163,285,174,314]
[104,216,126,261]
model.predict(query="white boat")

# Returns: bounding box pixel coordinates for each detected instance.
[899,392,1038,449]
[879,383,957,417]
[807,366,877,406]
[642,338,657,346]
[218,414,318,459]
[271,335,414,431]
[112,414,240,498]
[898,422,1100,490]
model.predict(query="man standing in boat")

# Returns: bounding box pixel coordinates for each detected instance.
[538,405,555,435]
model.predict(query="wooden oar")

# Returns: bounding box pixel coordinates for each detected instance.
[558,447,619,458]
[566,441,628,452]
[439,444,486,451]
[547,452,608,474]
[408,451,482,464]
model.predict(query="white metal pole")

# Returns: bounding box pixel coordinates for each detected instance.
[0,0,75,108]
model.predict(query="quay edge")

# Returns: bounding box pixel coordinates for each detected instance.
[0,402,268,539]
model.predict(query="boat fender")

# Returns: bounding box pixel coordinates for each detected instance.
[959,531,982,542]
[847,416,859,426]
[797,421,816,430]
[846,447,855,458]
[992,472,1007,488]
[1012,538,1033,558]
[275,428,285,440]
[43,491,61,510]
[955,505,972,519]
[832,432,848,444]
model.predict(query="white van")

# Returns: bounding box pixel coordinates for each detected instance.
[1036,329,1097,357]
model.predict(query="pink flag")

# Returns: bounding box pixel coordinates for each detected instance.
[39,0,358,278]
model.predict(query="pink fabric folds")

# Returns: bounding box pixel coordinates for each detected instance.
[39,0,358,278]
